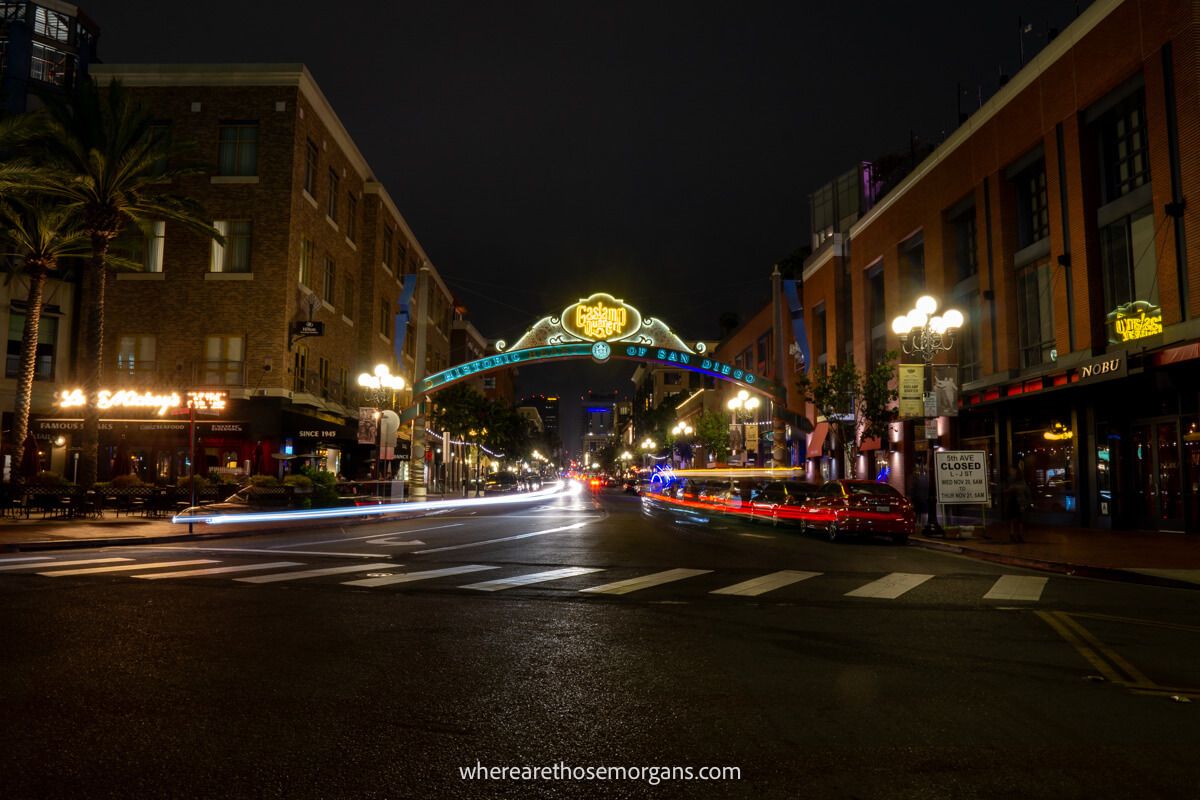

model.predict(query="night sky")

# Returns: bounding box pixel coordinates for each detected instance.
[86,0,1088,454]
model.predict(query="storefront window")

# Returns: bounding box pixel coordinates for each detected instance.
[1185,419,1200,530]
[1013,420,1075,513]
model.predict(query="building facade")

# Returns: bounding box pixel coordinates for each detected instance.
[35,63,455,484]
[0,0,98,114]
[801,0,1200,532]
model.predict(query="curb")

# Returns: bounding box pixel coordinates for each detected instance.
[0,508,436,553]
[911,535,1200,592]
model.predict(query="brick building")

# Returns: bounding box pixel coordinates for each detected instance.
[36,63,456,483]
[801,0,1200,532]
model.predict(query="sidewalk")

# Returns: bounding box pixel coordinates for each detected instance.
[913,523,1200,590]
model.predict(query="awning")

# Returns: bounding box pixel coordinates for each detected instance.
[859,436,882,452]
[806,422,828,459]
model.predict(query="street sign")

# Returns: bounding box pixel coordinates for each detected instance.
[898,365,924,418]
[933,450,989,504]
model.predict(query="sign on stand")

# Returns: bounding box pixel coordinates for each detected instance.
[933,450,989,504]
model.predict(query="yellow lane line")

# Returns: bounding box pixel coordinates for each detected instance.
[1054,612,1158,688]
[1035,610,1125,685]
[1066,611,1200,635]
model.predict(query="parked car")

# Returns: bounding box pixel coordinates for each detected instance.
[180,485,295,516]
[796,480,915,544]
[748,480,823,525]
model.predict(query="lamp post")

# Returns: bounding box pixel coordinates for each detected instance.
[619,450,633,477]
[467,427,488,496]
[357,364,406,483]
[670,422,693,467]
[892,295,963,537]
[639,437,656,470]
[726,390,760,466]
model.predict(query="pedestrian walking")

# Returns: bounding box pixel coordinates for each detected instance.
[1002,466,1032,543]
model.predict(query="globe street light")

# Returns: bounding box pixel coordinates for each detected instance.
[640,437,656,469]
[671,422,693,467]
[357,364,406,483]
[892,295,963,537]
[726,390,761,466]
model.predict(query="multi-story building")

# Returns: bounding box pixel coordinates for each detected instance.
[0,0,99,113]
[35,63,454,484]
[801,0,1200,532]
[580,391,617,462]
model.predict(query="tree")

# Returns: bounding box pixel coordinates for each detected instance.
[694,408,731,464]
[796,352,899,478]
[0,200,95,450]
[35,79,222,486]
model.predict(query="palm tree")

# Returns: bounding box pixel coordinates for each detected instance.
[0,200,93,450]
[34,78,222,486]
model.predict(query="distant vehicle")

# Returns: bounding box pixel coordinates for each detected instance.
[796,480,915,544]
[749,480,823,525]
[180,485,294,516]
[484,473,522,495]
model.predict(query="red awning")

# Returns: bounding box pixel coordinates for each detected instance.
[859,436,882,452]
[806,422,828,459]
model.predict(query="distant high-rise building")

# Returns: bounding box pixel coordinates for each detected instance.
[580,391,616,461]
[0,1,100,114]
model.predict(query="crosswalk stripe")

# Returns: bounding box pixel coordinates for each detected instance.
[133,562,305,580]
[710,570,821,597]
[0,557,131,572]
[845,572,934,599]
[580,568,712,596]
[343,564,498,588]
[236,562,396,584]
[983,575,1048,601]
[461,567,604,592]
[39,559,218,577]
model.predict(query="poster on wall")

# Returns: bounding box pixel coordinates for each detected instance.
[898,364,924,418]
[932,365,959,417]
[358,407,379,444]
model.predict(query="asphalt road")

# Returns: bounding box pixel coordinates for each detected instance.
[2,483,1200,799]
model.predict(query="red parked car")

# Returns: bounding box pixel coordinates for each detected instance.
[796,480,915,544]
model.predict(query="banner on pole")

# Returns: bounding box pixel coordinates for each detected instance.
[898,364,924,418]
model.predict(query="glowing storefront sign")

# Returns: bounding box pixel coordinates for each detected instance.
[1107,300,1163,343]
[56,388,228,416]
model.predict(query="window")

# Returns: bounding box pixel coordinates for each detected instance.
[327,169,339,220]
[116,335,156,379]
[115,220,165,273]
[867,264,886,365]
[810,183,834,249]
[30,43,68,85]
[899,233,924,304]
[1016,258,1055,368]
[344,276,355,320]
[6,313,57,379]
[203,335,244,386]
[382,226,393,268]
[1,4,27,23]
[951,205,978,282]
[1099,89,1150,203]
[322,256,336,305]
[346,193,357,242]
[812,303,827,369]
[293,345,307,392]
[663,372,681,386]
[217,123,258,176]
[1100,206,1159,311]
[303,139,318,196]
[1015,161,1050,247]
[337,367,348,404]
[210,221,252,272]
[397,238,409,271]
[147,123,171,177]
[33,6,71,41]
[298,238,313,287]
[318,357,330,397]
[756,332,771,372]
[380,298,391,339]
[956,293,982,384]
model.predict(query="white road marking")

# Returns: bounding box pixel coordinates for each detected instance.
[462,567,604,592]
[0,557,130,572]
[39,559,218,577]
[845,572,934,599]
[273,523,464,548]
[236,563,396,584]
[738,533,771,539]
[414,522,589,554]
[153,547,390,558]
[0,556,54,565]
[364,539,426,546]
[983,575,1048,601]
[343,565,498,588]
[710,570,821,597]
[134,562,305,580]
[580,568,712,596]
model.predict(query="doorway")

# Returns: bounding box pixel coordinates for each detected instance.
[1130,418,1185,531]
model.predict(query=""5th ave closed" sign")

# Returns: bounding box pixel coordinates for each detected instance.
[933,450,990,504]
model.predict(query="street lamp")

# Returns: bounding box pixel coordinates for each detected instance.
[358,364,406,482]
[670,422,693,467]
[467,427,488,496]
[639,437,656,469]
[726,390,760,466]
[892,295,963,537]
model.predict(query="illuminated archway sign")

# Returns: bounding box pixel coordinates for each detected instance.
[416,292,785,400]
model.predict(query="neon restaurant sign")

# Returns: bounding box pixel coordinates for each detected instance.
[1107,300,1163,343]
[416,292,785,399]
[56,389,229,416]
